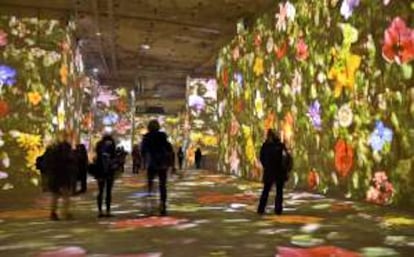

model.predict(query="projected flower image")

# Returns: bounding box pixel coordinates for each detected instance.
[216,0,414,207]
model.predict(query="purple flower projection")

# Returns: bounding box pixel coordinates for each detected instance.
[96,88,119,107]
[0,65,17,86]
[368,120,393,152]
[188,94,206,112]
[340,0,360,20]
[234,72,243,86]
[307,100,322,130]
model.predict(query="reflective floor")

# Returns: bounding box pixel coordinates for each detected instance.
[0,170,413,257]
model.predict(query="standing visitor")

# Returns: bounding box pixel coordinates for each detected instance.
[141,119,174,216]
[94,135,117,218]
[74,144,88,194]
[257,129,288,215]
[177,146,184,170]
[132,144,141,174]
[195,147,202,169]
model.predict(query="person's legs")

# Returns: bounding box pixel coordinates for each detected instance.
[147,169,156,195]
[257,182,273,214]
[275,180,285,215]
[105,177,114,216]
[178,158,183,170]
[97,179,105,217]
[50,193,59,220]
[80,170,87,193]
[158,169,168,215]
[61,189,72,219]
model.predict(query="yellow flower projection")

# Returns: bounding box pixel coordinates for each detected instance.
[202,135,218,146]
[254,91,264,118]
[253,57,264,76]
[328,51,361,98]
[60,64,68,85]
[16,133,42,150]
[25,147,45,171]
[27,91,42,106]
[242,125,255,163]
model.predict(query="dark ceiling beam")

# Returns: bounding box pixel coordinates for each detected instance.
[106,0,118,76]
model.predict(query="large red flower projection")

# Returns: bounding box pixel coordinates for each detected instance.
[334,139,354,178]
[277,245,361,257]
[0,99,9,118]
[382,17,414,64]
[308,169,320,190]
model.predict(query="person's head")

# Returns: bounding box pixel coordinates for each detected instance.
[76,144,86,151]
[147,119,160,132]
[266,129,280,143]
[102,134,114,146]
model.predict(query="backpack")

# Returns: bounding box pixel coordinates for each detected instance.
[282,148,293,174]
[150,142,173,170]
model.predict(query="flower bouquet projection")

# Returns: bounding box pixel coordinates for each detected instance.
[216,1,414,207]
[185,78,218,166]
[0,16,81,189]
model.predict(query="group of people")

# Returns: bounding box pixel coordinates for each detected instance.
[37,121,291,220]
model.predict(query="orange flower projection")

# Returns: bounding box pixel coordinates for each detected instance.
[81,112,93,129]
[27,91,42,106]
[265,215,324,224]
[0,100,9,117]
[197,192,257,205]
[60,64,68,85]
[307,169,319,190]
[281,111,294,144]
[334,139,354,178]
[115,99,128,113]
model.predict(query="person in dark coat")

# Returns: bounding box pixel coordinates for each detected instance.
[195,148,202,169]
[141,119,173,216]
[74,144,88,194]
[257,129,288,215]
[177,146,184,170]
[94,135,117,218]
[45,135,77,220]
[132,144,141,174]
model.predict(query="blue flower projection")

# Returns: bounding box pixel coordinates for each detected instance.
[0,65,16,86]
[307,100,322,130]
[369,120,393,152]
[188,94,206,112]
[102,112,119,126]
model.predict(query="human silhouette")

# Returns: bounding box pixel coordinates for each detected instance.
[195,147,202,169]
[141,119,174,216]
[257,129,288,215]
[177,146,184,170]
[94,135,117,218]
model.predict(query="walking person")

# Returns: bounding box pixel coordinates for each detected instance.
[141,119,174,216]
[45,132,78,220]
[257,129,289,215]
[177,146,184,170]
[94,135,118,218]
[195,147,202,169]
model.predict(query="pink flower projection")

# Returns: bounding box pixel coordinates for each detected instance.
[0,30,7,46]
[296,38,309,61]
[96,88,119,107]
[113,216,188,229]
[36,246,87,257]
[277,246,361,257]
[366,171,394,205]
[382,17,414,64]
[115,119,132,135]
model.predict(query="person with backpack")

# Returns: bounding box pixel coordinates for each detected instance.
[94,135,117,218]
[257,129,290,215]
[141,119,174,216]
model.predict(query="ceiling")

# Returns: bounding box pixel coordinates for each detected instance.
[0,0,274,113]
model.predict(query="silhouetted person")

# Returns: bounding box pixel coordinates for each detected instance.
[141,119,174,216]
[116,146,127,173]
[44,132,77,220]
[195,148,202,169]
[75,144,88,194]
[257,129,288,215]
[177,146,184,170]
[132,144,141,174]
[95,135,117,218]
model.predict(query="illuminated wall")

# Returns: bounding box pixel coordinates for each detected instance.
[217,1,414,206]
[185,77,218,165]
[0,16,81,189]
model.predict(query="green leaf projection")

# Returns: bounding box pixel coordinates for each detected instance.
[216,1,414,207]
[0,16,82,189]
